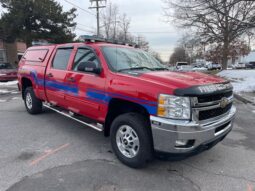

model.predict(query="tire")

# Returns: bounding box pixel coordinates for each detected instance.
[110,113,153,168]
[24,87,42,114]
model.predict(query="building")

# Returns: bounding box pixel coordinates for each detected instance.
[0,39,27,66]
[227,51,255,66]
[241,51,255,64]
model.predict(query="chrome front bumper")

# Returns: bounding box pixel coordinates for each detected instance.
[150,106,236,153]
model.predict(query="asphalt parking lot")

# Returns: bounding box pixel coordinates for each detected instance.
[0,83,255,191]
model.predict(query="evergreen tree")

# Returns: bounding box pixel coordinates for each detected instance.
[0,0,77,46]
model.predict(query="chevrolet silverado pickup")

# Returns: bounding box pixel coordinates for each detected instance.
[18,38,236,168]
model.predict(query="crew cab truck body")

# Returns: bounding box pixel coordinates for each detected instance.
[18,41,236,168]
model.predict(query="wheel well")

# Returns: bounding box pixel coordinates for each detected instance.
[21,78,33,99]
[104,98,150,137]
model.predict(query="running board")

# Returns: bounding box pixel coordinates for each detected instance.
[43,103,103,132]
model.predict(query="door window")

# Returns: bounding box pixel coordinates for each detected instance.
[24,49,48,62]
[52,48,72,70]
[72,48,99,71]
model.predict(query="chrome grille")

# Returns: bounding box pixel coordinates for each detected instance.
[197,91,233,103]
[198,103,232,121]
[191,91,234,122]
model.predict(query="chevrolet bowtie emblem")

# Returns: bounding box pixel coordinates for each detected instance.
[220,97,229,108]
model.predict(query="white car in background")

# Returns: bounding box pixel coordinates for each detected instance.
[176,62,194,71]
[206,63,222,70]
[232,63,246,69]
[192,66,208,72]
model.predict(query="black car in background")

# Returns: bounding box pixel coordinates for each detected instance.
[245,62,255,69]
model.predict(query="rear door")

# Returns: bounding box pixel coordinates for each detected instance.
[45,45,74,107]
[64,45,106,121]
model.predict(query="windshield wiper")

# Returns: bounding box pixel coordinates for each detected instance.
[152,67,169,71]
[118,67,154,72]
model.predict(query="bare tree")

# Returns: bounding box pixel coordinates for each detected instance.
[205,39,250,64]
[100,2,150,49]
[164,0,255,69]
[149,50,164,64]
[101,2,118,39]
[178,34,206,62]
[169,47,189,65]
[119,13,131,42]
[246,29,255,49]
[136,35,150,51]
[111,5,119,40]
[101,3,132,42]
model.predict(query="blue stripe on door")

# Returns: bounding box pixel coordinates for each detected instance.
[26,69,157,115]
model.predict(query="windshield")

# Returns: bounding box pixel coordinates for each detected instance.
[0,63,14,69]
[102,46,167,72]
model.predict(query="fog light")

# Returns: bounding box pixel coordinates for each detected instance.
[175,139,188,147]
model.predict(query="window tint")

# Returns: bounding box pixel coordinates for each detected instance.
[52,48,72,70]
[24,49,48,62]
[72,48,99,71]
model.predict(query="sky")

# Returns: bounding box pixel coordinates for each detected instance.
[55,0,182,61]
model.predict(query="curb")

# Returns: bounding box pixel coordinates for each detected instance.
[234,93,255,105]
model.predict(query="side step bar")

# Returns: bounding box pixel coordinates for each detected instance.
[43,103,103,132]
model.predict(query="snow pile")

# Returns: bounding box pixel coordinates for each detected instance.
[218,70,255,93]
[0,80,18,86]
[0,89,10,94]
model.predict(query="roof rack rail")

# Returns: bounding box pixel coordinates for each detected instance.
[79,35,137,47]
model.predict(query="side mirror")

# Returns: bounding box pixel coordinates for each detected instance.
[77,61,102,74]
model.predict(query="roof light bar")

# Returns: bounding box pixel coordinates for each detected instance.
[79,35,137,47]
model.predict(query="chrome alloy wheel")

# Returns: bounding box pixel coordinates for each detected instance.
[26,92,33,110]
[116,125,140,158]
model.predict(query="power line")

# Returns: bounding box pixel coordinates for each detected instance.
[130,31,176,34]
[62,0,96,16]
[76,27,95,33]
[76,22,96,30]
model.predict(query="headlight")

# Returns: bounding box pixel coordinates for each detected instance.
[157,94,191,120]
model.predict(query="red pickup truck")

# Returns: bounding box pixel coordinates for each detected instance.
[18,38,236,168]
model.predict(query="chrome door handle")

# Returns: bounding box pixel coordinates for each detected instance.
[47,73,53,78]
[67,77,75,82]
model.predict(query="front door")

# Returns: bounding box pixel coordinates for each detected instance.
[45,46,74,108]
[64,46,106,121]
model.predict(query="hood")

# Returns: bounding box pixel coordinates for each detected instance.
[140,71,226,89]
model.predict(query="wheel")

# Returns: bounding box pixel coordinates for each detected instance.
[24,87,42,114]
[110,113,153,168]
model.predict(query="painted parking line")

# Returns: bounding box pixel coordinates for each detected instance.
[11,91,20,94]
[0,89,10,94]
[29,143,70,166]
[12,97,21,100]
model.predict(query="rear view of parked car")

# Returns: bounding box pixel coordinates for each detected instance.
[176,62,193,71]
[232,63,246,69]
[245,62,255,69]
[0,63,17,82]
[206,62,222,70]
[192,65,208,72]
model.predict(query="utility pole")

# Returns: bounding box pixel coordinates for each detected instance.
[89,0,106,37]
